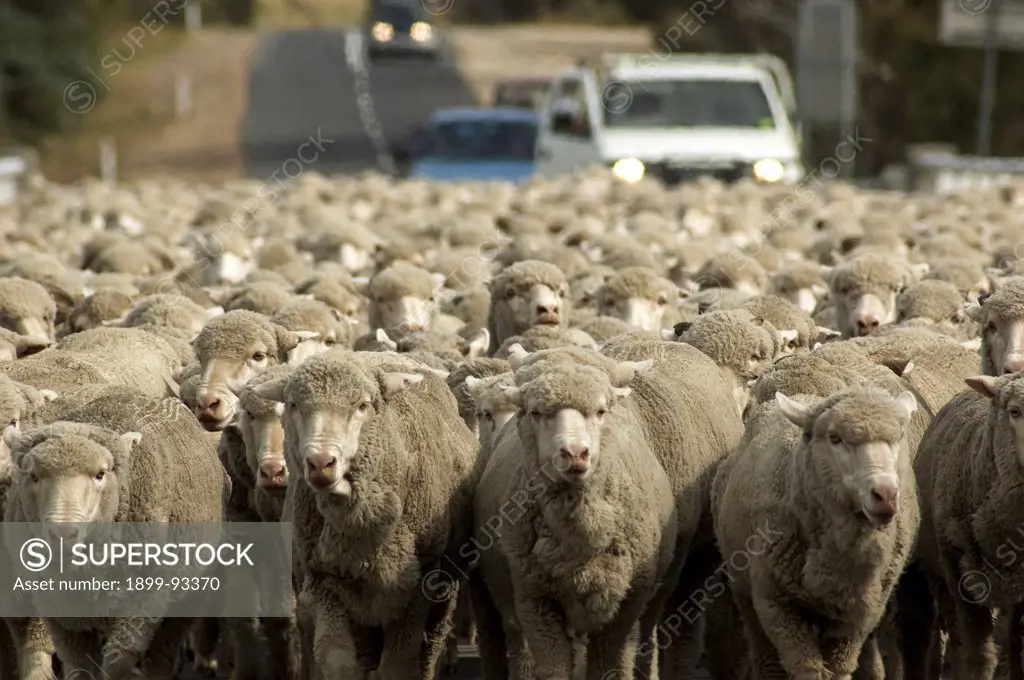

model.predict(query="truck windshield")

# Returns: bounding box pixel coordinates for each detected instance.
[423,119,538,161]
[374,3,421,28]
[602,79,777,129]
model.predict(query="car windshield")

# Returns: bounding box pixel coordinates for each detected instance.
[602,79,777,129]
[375,3,420,28]
[422,118,537,161]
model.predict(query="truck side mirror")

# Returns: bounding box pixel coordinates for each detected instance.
[551,112,576,134]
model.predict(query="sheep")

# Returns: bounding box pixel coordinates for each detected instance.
[0,328,52,362]
[894,279,970,327]
[909,372,1024,680]
[270,298,358,361]
[61,289,136,335]
[574,315,635,344]
[462,373,516,450]
[769,261,830,314]
[923,259,990,300]
[472,362,677,679]
[690,252,767,296]
[219,281,297,316]
[250,350,477,680]
[0,327,182,399]
[189,310,318,431]
[486,260,572,354]
[366,261,446,332]
[509,338,745,679]
[118,293,223,336]
[4,386,228,680]
[965,276,1024,375]
[0,277,57,341]
[444,357,511,435]
[593,266,681,332]
[218,365,299,680]
[711,386,920,680]
[493,324,598,359]
[442,286,491,329]
[668,309,796,415]
[827,253,929,337]
[374,328,490,364]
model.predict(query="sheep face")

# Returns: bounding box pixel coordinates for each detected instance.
[191,311,316,431]
[968,287,1024,375]
[464,373,516,450]
[776,390,917,527]
[771,273,827,315]
[202,250,255,287]
[966,374,1024,468]
[8,428,140,535]
[829,259,925,338]
[369,293,436,332]
[237,401,288,494]
[252,357,423,497]
[499,281,565,331]
[598,291,671,332]
[504,366,630,485]
[0,333,52,362]
[0,278,58,341]
[340,243,372,273]
[367,267,445,332]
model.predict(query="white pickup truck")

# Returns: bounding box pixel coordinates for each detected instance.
[535,52,804,185]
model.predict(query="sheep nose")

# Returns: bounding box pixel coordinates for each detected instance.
[536,303,559,315]
[306,452,336,473]
[198,394,220,411]
[869,485,899,515]
[856,316,880,335]
[560,444,589,460]
[258,461,287,487]
[1004,359,1024,374]
[47,524,80,543]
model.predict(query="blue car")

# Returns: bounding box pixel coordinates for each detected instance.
[398,107,539,183]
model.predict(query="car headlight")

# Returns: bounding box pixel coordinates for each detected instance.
[371,21,393,42]
[410,22,432,42]
[752,159,785,183]
[611,158,645,183]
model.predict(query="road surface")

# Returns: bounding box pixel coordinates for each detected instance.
[241,26,477,179]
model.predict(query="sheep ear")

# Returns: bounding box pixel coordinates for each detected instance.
[909,263,930,279]
[252,378,287,403]
[882,357,914,377]
[465,328,489,358]
[965,301,985,323]
[422,367,449,380]
[204,306,224,320]
[965,375,1004,399]
[500,385,522,409]
[163,375,181,399]
[429,273,447,291]
[507,343,530,370]
[15,335,52,357]
[382,372,423,396]
[81,286,96,297]
[660,328,676,340]
[3,422,20,451]
[777,329,799,343]
[673,321,692,336]
[274,402,285,418]
[119,431,142,451]
[961,337,982,351]
[612,359,653,386]
[274,325,319,356]
[39,389,58,403]
[464,375,482,395]
[893,391,918,421]
[609,386,632,404]
[810,284,828,297]
[775,392,812,428]
[751,316,765,327]
[375,329,398,351]
[814,327,841,345]
[352,276,370,296]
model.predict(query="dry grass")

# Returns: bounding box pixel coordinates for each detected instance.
[37,7,650,182]
[38,27,257,185]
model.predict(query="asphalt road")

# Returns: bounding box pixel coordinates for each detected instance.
[241,27,477,180]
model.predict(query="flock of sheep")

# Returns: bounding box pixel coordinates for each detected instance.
[0,167,1022,680]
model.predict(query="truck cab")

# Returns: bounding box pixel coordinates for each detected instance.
[535,53,804,185]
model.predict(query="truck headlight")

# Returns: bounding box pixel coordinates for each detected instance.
[372,21,393,42]
[410,22,432,42]
[611,158,645,183]
[752,159,785,183]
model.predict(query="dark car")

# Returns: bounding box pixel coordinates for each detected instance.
[365,0,440,60]
[491,76,554,110]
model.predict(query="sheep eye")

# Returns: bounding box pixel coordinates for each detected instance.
[787,340,797,349]
[94,470,106,481]
[505,288,516,300]
[529,410,540,418]
[289,402,296,410]
[1010,406,1022,419]
[357,402,369,414]
[244,411,253,420]
[324,337,336,346]
[596,409,607,417]
[750,353,761,361]
[657,296,667,306]
[483,411,493,421]
[251,351,267,362]
[986,322,997,333]
[29,473,38,483]
[828,433,842,445]
[8,419,17,428]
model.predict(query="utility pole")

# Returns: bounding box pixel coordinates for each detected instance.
[975,0,1001,155]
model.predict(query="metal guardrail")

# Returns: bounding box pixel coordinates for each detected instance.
[904,144,1024,193]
